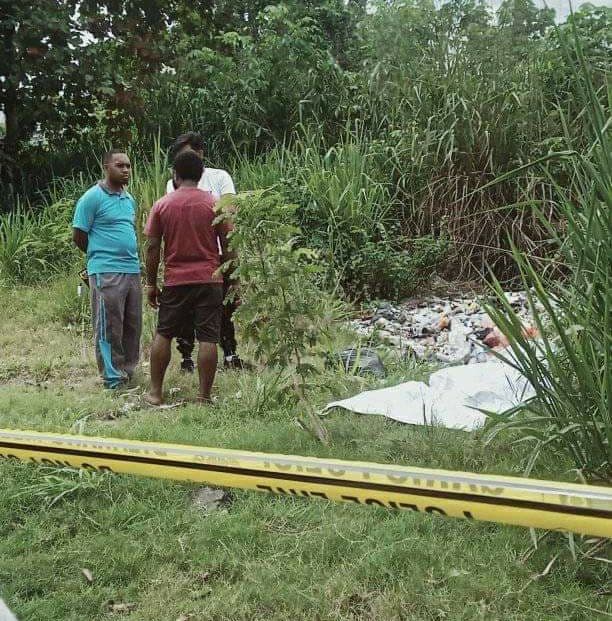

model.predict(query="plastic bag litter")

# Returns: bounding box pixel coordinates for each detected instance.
[326,347,386,378]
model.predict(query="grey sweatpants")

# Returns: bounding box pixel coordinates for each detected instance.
[89,273,142,388]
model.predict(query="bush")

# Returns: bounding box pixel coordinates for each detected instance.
[234,128,449,299]
[344,234,449,301]
[222,189,345,440]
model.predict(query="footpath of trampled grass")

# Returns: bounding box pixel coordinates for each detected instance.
[0,278,610,621]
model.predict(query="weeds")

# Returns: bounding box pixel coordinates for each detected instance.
[234,127,449,298]
[0,201,78,286]
[13,466,113,508]
[224,190,346,439]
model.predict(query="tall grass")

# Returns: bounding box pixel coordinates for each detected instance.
[233,126,447,298]
[289,128,394,253]
[0,201,78,285]
[360,60,561,280]
[485,33,611,482]
[0,206,37,284]
[128,137,171,250]
[236,126,394,232]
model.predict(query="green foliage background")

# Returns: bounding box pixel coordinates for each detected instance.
[1,0,610,284]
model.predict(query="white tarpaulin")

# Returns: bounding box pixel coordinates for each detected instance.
[0,599,17,621]
[323,361,534,431]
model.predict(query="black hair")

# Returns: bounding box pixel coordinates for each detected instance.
[173,150,204,182]
[102,149,127,164]
[170,132,204,160]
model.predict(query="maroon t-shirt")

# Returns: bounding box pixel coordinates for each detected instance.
[145,186,229,286]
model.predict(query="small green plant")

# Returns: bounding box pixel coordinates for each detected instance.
[233,370,294,419]
[51,273,91,326]
[13,466,113,507]
[222,190,345,440]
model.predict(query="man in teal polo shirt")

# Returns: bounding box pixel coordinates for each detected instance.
[72,150,142,388]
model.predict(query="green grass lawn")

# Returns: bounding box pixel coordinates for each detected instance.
[0,278,610,620]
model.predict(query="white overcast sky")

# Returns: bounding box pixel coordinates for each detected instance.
[488,0,612,20]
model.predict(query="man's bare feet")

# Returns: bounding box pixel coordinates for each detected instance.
[144,393,163,406]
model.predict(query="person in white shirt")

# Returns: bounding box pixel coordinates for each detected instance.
[165,156,235,198]
[166,132,245,371]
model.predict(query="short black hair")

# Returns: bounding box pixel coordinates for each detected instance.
[171,132,204,160]
[102,149,127,164]
[173,150,204,182]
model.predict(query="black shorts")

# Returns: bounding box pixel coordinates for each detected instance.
[157,283,223,343]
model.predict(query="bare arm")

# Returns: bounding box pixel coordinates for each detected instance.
[72,228,88,253]
[145,236,162,308]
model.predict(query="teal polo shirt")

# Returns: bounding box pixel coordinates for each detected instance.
[73,183,140,275]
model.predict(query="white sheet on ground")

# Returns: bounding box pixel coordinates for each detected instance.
[323,361,534,431]
[0,599,18,621]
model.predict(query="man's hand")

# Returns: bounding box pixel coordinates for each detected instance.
[146,285,160,309]
[72,228,88,253]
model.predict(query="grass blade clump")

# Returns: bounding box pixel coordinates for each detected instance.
[485,29,611,482]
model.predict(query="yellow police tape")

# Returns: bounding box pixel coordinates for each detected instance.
[0,428,610,537]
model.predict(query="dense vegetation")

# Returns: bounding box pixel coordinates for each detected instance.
[1,1,610,284]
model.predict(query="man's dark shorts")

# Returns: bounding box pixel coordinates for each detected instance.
[157,283,223,343]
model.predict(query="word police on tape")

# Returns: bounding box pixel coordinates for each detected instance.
[0,429,610,537]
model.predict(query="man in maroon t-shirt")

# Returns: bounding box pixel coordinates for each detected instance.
[143,151,236,405]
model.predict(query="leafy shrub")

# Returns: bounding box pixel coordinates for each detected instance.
[343,234,450,301]
[235,129,449,299]
[222,189,345,440]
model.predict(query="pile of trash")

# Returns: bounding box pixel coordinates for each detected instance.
[350,292,537,365]
[328,291,541,430]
